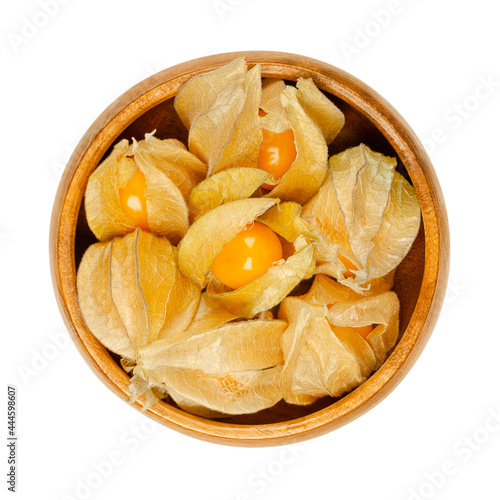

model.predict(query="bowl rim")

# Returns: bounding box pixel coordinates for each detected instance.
[49,50,450,447]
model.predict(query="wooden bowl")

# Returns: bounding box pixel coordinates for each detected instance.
[50,51,449,446]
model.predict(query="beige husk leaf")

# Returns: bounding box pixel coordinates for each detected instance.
[261,78,286,115]
[150,366,283,418]
[77,239,135,360]
[300,274,399,356]
[85,134,197,244]
[278,274,400,405]
[181,293,239,336]
[139,132,207,197]
[258,78,345,204]
[76,230,204,361]
[260,77,344,145]
[174,57,247,130]
[154,291,240,349]
[157,248,202,340]
[187,167,276,223]
[141,320,286,372]
[262,86,329,204]
[174,57,262,176]
[128,291,237,410]
[256,201,318,242]
[260,78,288,132]
[300,273,365,307]
[327,290,400,366]
[256,201,334,257]
[178,198,279,287]
[302,144,420,293]
[158,138,188,150]
[279,306,362,405]
[295,77,345,145]
[131,320,286,415]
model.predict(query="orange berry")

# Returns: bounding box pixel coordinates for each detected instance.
[119,167,150,231]
[259,128,297,190]
[210,222,283,289]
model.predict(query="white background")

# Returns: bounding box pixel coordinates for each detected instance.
[2,0,500,499]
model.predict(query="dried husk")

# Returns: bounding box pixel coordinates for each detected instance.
[262,85,329,204]
[327,291,400,366]
[77,230,172,358]
[85,139,134,242]
[133,320,286,416]
[128,290,236,409]
[367,172,422,276]
[182,293,239,336]
[85,134,197,244]
[157,248,201,340]
[256,201,334,256]
[135,159,188,246]
[141,320,286,373]
[150,366,283,418]
[261,78,286,108]
[302,272,399,358]
[158,138,188,149]
[302,144,420,293]
[313,262,397,296]
[138,132,207,197]
[260,77,345,145]
[277,274,400,404]
[77,238,135,360]
[300,273,365,308]
[256,201,316,242]
[261,78,284,107]
[295,77,345,145]
[77,229,201,361]
[174,57,262,176]
[174,57,247,130]
[256,202,339,273]
[279,306,362,405]
[127,369,168,411]
[277,314,378,405]
[260,78,288,132]
[187,167,276,223]
[177,198,279,287]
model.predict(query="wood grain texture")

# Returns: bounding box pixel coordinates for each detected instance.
[49,51,450,447]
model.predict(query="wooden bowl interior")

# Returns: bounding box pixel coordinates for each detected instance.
[73,78,425,426]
